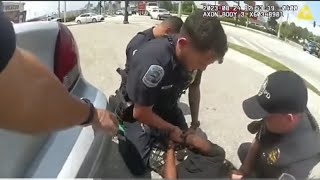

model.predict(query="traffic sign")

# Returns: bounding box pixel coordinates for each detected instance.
[297,4,314,20]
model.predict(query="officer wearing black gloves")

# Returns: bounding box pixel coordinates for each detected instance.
[0,5,118,135]
[232,71,320,180]
[118,10,228,175]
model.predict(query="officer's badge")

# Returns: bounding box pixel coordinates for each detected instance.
[266,147,280,165]
[142,65,165,88]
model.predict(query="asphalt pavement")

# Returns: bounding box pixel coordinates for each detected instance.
[224,23,320,91]
[68,15,320,178]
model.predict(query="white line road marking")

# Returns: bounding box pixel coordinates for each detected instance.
[228,36,241,45]
[239,37,260,51]
[251,41,272,53]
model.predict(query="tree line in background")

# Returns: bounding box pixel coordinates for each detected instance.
[161,1,320,45]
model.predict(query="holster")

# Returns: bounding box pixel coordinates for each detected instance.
[114,67,136,123]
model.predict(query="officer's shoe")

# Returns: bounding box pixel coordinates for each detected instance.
[149,143,166,176]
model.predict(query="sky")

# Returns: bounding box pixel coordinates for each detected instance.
[19,1,320,35]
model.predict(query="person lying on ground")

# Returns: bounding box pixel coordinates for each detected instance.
[163,129,235,179]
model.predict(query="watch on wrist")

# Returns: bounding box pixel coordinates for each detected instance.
[80,98,95,125]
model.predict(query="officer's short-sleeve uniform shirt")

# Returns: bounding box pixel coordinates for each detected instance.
[0,12,16,72]
[125,27,155,70]
[126,36,194,110]
[254,113,320,179]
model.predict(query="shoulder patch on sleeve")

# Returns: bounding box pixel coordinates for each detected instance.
[279,173,296,180]
[142,65,165,88]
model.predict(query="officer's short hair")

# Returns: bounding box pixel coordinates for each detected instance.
[161,16,183,34]
[180,9,228,62]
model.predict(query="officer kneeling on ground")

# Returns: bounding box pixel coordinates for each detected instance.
[232,70,320,179]
[163,129,235,179]
[114,16,202,130]
[118,9,228,175]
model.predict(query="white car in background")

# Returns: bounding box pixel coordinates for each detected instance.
[146,2,158,15]
[75,13,104,24]
[150,8,171,20]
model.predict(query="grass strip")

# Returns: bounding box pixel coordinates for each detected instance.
[229,42,320,96]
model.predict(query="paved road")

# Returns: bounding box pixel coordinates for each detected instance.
[224,23,320,90]
[68,16,320,178]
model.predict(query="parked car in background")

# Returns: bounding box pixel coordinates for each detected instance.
[75,13,104,24]
[303,41,320,57]
[49,18,62,22]
[249,22,267,30]
[150,8,171,20]
[146,2,158,15]
[115,10,123,15]
[115,9,132,16]
[0,21,111,178]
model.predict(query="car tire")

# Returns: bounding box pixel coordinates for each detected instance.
[76,20,81,24]
[92,18,97,23]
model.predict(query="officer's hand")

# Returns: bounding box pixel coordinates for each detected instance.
[92,109,119,136]
[231,170,244,180]
[169,126,184,144]
[190,120,200,130]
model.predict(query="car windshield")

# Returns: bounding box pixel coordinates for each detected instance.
[148,2,157,6]
[159,9,167,12]
[309,42,316,47]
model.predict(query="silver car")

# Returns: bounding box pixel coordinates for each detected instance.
[0,21,112,178]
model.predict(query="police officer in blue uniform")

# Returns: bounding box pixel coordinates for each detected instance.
[232,71,320,179]
[114,16,201,133]
[118,10,228,175]
[114,16,184,111]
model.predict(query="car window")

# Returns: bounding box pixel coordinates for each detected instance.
[148,2,157,6]
[80,14,87,17]
[159,10,165,12]
[152,9,157,12]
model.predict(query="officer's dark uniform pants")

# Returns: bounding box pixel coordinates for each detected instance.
[118,105,188,175]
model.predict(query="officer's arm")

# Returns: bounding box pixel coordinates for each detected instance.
[126,49,176,132]
[188,71,202,127]
[0,14,94,133]
[0,48,93,133]
[239,138,260,176]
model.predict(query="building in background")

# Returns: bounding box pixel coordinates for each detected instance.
[3,1,26,23]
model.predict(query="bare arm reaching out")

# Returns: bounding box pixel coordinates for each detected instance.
[0,48,118,134]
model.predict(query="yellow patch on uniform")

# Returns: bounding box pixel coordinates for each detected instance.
[267,147,280,165]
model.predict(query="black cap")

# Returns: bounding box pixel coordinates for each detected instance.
[243,71,308,119]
